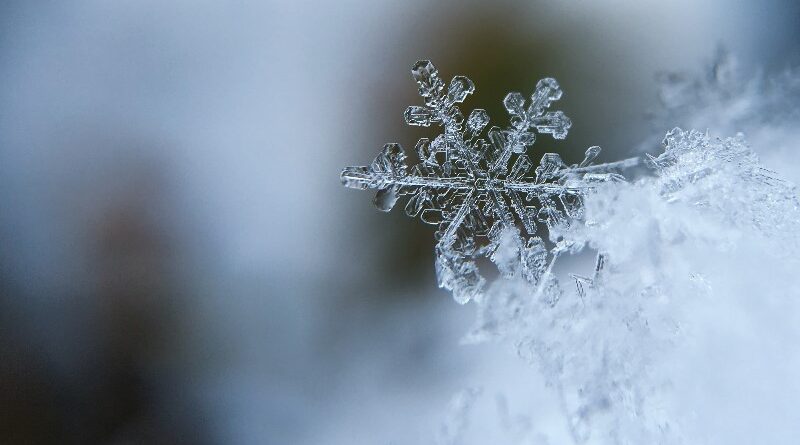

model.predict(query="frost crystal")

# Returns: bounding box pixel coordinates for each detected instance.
[647,48,800,184]
[341,60,637,303]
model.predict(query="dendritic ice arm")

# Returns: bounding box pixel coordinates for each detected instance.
[341,60,639,304]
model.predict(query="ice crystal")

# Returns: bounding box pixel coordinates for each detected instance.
[647,48,800,183]
[341,60,637,303]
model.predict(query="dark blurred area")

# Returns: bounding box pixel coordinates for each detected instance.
[1,1,798,443]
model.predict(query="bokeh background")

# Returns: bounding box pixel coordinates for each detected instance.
[1,1,798,443]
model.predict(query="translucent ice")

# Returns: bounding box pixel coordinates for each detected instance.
[341,60,638,303]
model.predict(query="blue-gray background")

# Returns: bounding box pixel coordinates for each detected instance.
[1,1,798,443]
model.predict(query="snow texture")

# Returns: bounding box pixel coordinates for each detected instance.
[469,128,800,443]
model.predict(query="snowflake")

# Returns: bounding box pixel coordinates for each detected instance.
[341,60,638,303]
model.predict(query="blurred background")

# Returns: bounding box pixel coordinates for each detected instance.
[1,1,798,443]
